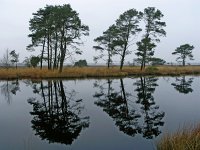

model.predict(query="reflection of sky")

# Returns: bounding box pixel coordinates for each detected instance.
[0,77,199,149]
[0,0,200,63]
[155,76,200,133]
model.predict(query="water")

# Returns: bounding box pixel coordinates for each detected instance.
[0,76,199,150]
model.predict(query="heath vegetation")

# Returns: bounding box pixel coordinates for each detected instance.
[0,66,200,79]
[157,124,200,150]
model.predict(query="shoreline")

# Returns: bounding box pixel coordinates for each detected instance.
[0,66,200,80]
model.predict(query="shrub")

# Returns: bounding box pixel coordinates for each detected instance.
[74,60,87,67]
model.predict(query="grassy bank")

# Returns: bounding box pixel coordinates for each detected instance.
[1,66,200,79]
[157,124,200,150]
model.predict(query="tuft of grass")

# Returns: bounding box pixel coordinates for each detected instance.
[0,66,200,79]
[157,124,200,150]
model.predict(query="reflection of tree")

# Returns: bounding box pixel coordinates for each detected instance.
[94,79,141,137]
[93,77,165,139]
[171,76,193,94]
[28,81,89,145]
[134,77,165,139]
[24,80,41,94]
[0,79,20,104]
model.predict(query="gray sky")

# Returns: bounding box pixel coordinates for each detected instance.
[0,0,200,64]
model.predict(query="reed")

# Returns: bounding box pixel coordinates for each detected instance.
[157,124,200,150]
[0,66,200,79]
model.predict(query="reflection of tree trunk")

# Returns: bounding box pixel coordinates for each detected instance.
[182,76,187,90]
[140,77,148,110]
[41,81,48,113]
[140,77,145,97]
[108,79,111,96]
[48,81,51,115]
[6,81,11,104]
[50,81,53,115]
[107,79,112,109]
[54,81,59,114]
[60,81,67,119]
[120,79,129,116]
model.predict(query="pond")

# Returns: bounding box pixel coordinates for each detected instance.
[0,76,200,150]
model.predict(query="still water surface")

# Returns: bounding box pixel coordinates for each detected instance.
[0,76,199,150]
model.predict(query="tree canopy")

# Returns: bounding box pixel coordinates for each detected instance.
[93,7,168,70]
[30,56,40,68]
[28,4,89,72]
[115,9,142,70]
[172,44,194,66]
[136,7,166,70]
[93,25,119,68]
[10,50,19,69]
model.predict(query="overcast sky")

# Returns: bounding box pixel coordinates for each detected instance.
[0,0,200,64]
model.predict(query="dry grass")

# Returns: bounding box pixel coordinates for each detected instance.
[0,66,200,79]
[0,67,128,79]
[157,124,200,150]
[156,66,200,75]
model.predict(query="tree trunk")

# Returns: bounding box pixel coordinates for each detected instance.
[183,59,185,66]
[120,47,126,70]
[59,41,66,73]
[40,38,46,70]
[47,33,50,70]
[140,60,144,70]
[59,56,64,73]
[120,56,124,70]
[120,38,129,70]
[59,27,65,73]
[57,53,60,69]
[107,53,111,68]
[53,32,58,70]
[107,61,110,68]
[142,41,147,70]
[49,37,52,70]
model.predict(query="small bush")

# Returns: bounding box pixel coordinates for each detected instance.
[74,59,87,67]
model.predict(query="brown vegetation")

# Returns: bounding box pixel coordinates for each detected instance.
[157,124,200,150]
[0,66,200,79]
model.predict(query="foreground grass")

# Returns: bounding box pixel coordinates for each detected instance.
[157,124,200,150]
[1,66,200,79]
